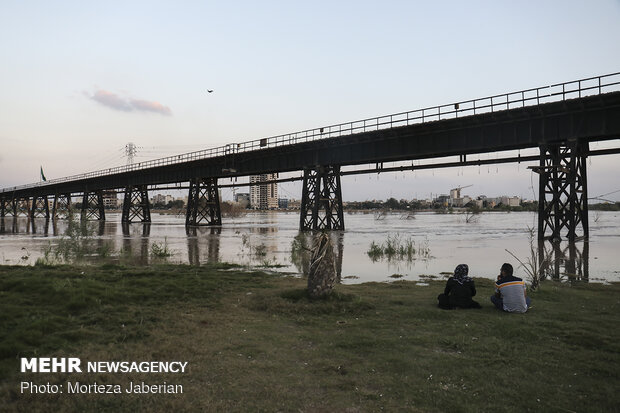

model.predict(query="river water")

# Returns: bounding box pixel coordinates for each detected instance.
[0,211,618,284]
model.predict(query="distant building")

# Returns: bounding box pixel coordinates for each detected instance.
[435,195,450,207]
[235,192,250,207]
[278,198,289,209]
[151,194,174,205]
[102,190,119,209]
[250,174,278,209]
[500,196,521,207]
[287,199,301,210]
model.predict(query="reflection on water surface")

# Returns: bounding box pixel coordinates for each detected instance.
[0,211,618,284]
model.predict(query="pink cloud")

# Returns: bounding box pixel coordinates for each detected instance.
[87,89,172,116]
[129,98,172,116]
[90,89,132,111]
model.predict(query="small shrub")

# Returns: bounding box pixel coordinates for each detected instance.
[150,239,173,259]
[367,233,431,262]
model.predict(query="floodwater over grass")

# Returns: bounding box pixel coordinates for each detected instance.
[1,210,619,283]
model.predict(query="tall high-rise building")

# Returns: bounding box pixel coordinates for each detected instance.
[250,174,278,209]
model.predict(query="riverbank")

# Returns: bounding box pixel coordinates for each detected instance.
[1,264,618,412]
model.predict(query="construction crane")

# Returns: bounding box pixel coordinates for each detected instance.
[450,184,473,199]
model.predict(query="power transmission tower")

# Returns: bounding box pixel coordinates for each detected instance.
[125,143,137,165]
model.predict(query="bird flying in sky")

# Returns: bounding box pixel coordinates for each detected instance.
[207,89,213,93]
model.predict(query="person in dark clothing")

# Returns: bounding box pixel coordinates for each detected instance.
[437,264,481,309]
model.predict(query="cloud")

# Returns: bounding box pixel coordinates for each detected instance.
[87,89,172,116]
[90,90,132,112]
[129,98,172,116]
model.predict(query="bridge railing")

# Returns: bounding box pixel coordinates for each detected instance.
[2,72,620,194]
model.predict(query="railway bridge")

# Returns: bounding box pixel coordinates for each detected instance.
[2,73,620,241]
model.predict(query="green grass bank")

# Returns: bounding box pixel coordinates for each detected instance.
[1,264,619,412]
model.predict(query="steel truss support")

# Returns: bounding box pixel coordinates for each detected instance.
[186,178,221,226]
[2,199,17,217]
[14,198,30,217]
[537,141,588,242]
[81,191,105,221]
[1,199,16,217]
[300,165,345,231]
[122,185,151,223]
[52,194,72,220]
[30,195,50,218]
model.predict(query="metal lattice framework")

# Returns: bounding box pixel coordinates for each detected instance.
[15,198,30,217]
[0,198,7,217]
[81,191,105,221]
[537,141,588,241]
[300,166,344,231]
[0,198,18,217]
[52,194,72,219]
[186,178,221,226]
[122,185,151,223]
[30,195,50,218]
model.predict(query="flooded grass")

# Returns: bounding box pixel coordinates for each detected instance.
[2,211,618,283]
[1,264,619,412]
[367,233,431,262]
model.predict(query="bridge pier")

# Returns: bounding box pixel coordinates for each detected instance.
[52,193,72,219]
[536,141,588,242]
[1,198,17,217]
[15,198,30,217]
[300,165,344,231]
[81,190,105,221]
[122,185,151,223]
[186,177,221,226]
[30,195,50,219]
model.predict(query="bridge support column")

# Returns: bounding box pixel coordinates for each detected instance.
[81,191,105,221]
[30,195,50,219]
[300,165,344,231]
[186,178,221,226]
[16,198,30,217]
[0,198,5,217]
[122,185,151,223]
[536,141,588,242]
[52,194,72,219]
[2,199,17,217]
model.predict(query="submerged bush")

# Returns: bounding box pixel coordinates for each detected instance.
[366,233,431,262]
[38,212,115,265]
[150,238,173,259]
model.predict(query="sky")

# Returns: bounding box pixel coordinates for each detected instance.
[1,0,619,202]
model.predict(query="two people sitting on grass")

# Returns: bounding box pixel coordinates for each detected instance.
[437,262,532,312]
[491,263,531,313]
[437,264,482,309]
